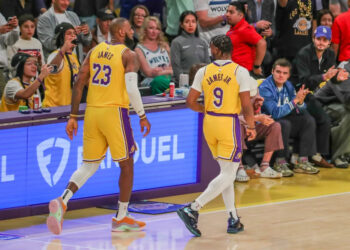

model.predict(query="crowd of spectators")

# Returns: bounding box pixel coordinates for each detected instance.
[0,0,350,179]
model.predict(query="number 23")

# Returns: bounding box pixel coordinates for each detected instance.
[92,63,111,86]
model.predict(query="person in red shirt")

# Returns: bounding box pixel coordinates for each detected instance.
[226,1,266,77]
[332,0,350,62]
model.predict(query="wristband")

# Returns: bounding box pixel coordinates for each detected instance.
[139,114,146,119]
[253,64,261,69]
[247,126,256,130]
[70,113,79,118]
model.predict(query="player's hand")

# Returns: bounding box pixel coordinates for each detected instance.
[246,127,256,141]
[66,118,78,140]
[140,117,151,137]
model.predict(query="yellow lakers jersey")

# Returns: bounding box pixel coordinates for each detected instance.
[202,61,241,114]
[0,78,32,112]
[42,51,80,107]
[87,42,129,108]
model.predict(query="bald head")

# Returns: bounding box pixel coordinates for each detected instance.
[109,17,128,35]
[109,17,134,45]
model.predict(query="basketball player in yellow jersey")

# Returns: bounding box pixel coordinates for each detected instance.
[177,35,256,237]
[46,18,151,235]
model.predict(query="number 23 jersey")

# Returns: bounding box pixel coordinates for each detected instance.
[87,42,129,108]
[191,60,251,115]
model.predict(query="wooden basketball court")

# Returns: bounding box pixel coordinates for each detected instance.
[1,168,350,250]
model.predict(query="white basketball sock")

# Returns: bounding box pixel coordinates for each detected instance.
[116,201,129,220]
[61,189,73,206]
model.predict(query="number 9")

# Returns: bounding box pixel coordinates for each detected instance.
[213,87,223,108]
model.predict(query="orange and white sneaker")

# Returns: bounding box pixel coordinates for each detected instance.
[111,214,146,232]
[46,197,67,235]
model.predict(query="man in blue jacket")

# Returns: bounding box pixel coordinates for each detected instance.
[259,58,320,174]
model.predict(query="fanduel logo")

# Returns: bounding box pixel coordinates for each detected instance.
[36,138,70,187]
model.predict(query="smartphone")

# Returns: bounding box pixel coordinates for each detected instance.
[71,39,79,45]
[80,21,87,26]
[49,64,58,73]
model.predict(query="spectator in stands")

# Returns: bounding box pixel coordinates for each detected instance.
[317,9,334,27]
[37,0,92,63]
[0,0,38,19]
[129,5,149,49]
[8,14,45,72]
[73,0,114,30]
[259,58,320,175]
[238,79,285,180]
[42,23,80,107]
[315,61,350,168]
[292,26,335,168]
[330,0,348,17]
[135,16,173,94]
[88,8,115,50]
[188,63,207,86]
[275,0,317,63]
[0,13,19,98]
[170,11,210,85]
[193,0,232,46]
[332,0,350,62]
[35,0,50,15]
[245,0,275,75]
[0,53,51,112]
[226,2,266,77]
[120,0,164,23]
[165,0,194,43]
[73,0,97,30]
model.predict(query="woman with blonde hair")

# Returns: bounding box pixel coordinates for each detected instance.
[135,16,173,94]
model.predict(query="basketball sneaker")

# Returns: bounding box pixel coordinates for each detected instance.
[176,205,201,237]
[46,197,67,235]
[227,215,244,234]
[111,214,146,232]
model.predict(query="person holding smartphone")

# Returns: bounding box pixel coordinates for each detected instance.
[0,52,51,112]
[42,22,80,107]
[0,13,19,99]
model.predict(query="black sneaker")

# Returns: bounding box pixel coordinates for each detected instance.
[176,205,201,237]
[227,216,244,234]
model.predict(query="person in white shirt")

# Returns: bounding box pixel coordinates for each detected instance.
[7,14,45,76]
[37,0,92,63]
[0,13,19,98]
[193,0,233,45]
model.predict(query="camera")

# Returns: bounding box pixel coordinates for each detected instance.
[49,64,58,73]
[71,39,79,45]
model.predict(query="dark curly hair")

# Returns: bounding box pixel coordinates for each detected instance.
[210,35,232,54]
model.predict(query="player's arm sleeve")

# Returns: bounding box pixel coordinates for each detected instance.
[125,72,146,118]
[191,66,206,93]
[236,66,254,93]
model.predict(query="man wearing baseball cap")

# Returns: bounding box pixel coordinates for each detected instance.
[291,25,338,168]
[87,8,116,50]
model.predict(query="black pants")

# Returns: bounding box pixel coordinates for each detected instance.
[305,94,331,155]
[277,111,317,159]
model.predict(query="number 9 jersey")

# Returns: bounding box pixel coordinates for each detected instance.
[87,42,129,108]
[202,61,241,115]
